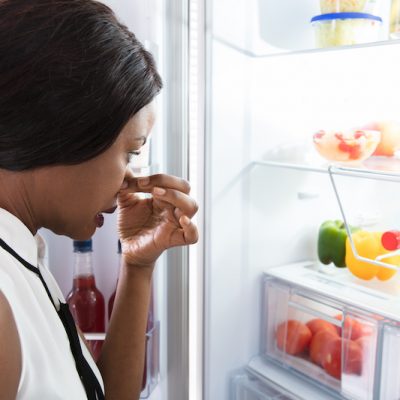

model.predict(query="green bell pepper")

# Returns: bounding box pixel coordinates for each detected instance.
[317,220,359,268]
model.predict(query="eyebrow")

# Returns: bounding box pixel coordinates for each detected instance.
[134,136,147,145]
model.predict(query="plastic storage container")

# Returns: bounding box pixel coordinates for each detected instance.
[390,0,400,38]
[262,262,400,400]
[320,0,382,14]
[311,13,383,47]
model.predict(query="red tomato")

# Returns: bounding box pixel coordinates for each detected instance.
[334,315,372,340]
[355,336,371,364]
[343,339,363,375]
[322,336,342,379]
[309,330,338,366]
[334,314,343,335]
[355,336,370,351]
[276,320,312,355]
[322,337,363,379]
[356,322,374,338]
[306,319,338,336]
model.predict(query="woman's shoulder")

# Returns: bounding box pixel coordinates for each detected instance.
[0,290,21,399]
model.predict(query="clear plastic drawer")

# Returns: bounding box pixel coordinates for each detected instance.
[379,323,400,399]
[231,370,294,400]
[262,263,400,400]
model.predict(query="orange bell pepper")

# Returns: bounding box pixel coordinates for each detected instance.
[345,231,400,281]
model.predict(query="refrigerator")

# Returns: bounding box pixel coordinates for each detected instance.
[206,0,400,400]
[38,0,400,399]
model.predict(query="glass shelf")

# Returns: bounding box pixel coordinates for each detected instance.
[252,157,400,182]
[213,35,400,59]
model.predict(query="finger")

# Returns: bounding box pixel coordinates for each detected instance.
[136,174,191,194]
[152,187,198,218]
[119,177,148,194]
[120,174,191,197]
[174,208,184,220]
[179,216,199,244]
[117,191,142,208]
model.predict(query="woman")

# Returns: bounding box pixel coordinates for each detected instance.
[0,1,198,399]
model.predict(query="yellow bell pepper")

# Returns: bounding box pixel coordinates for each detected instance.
[345,231,400,281]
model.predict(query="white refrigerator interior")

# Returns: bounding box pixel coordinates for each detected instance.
[205,0,400,398]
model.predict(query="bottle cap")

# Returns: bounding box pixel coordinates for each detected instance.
[73,240,92,252]
[381,231,400,251]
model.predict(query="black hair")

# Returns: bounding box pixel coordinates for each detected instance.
[0,0,162,170]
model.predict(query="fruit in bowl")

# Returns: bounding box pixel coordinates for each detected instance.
[362,121,400,156]
[313,129,381,164]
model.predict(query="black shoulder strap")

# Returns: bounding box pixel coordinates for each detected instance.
[0,238,105,400]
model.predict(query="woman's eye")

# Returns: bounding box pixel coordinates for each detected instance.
[128,151,141,161]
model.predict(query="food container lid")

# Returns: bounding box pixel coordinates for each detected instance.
[311,13,382,23]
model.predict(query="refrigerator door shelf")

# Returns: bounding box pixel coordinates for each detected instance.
[262,262,400,400]
[83,333,106,341]
[82,322,160,399]
[140,321,160,399]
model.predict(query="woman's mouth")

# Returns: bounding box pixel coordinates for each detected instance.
[95,213,104,227]
[95,206,117,228]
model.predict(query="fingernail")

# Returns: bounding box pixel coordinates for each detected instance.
[121,180,129,189]
[180,215,190,226]
[138,177,150,186]
[153,187,166,196]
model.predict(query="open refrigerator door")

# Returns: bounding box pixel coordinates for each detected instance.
[204,0,400,399]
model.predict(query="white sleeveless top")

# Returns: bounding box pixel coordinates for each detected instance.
[0,208,104,399]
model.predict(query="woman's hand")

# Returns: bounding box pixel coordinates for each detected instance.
[117,174,198,267]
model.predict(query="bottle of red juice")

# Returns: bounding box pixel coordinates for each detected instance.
[67,239,105,361]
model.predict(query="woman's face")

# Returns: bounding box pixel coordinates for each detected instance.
[38,102,155,239]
